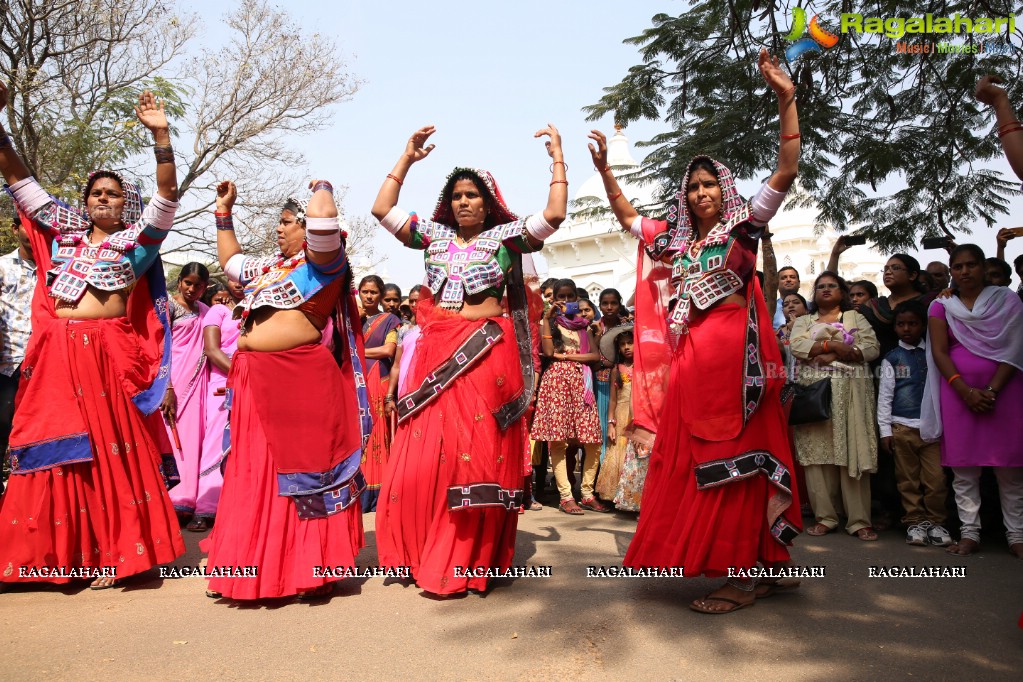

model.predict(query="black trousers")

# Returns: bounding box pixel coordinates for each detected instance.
[1,366,20,491]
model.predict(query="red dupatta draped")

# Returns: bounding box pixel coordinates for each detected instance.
[628,242,672,448]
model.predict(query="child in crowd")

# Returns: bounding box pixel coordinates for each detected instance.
[595,288,624,466]
[532,279,608,514]
[595,326,634,503]
[877,300,951,546]
[777,292,809,379]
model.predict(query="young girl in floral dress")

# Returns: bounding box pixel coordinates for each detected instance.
[531,279,608,514]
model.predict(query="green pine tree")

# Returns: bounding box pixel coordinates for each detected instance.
[584,1,1022,251]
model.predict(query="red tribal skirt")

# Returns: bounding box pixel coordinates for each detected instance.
[0,318,185,583]
[624,302,801,576]
[201,347,364,599]
[376,300,525,594]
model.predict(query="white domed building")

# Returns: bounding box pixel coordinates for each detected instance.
[543,130,887,303]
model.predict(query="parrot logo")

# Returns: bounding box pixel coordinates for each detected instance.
[784,8,840,61]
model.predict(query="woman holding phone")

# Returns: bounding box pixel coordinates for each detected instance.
[531,278,606,514]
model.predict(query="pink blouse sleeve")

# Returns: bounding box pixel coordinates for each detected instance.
[203,303,228,328]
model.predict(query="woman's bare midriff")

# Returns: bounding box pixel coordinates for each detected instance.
[459,294,504,320]
[237,307,323,352]
[54,287,129,319]
[720,293,747,307]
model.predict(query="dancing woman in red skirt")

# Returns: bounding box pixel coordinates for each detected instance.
[587,50,804,613]
[371,124,565,595]
[0,84,184,589]
[203,180,370,600]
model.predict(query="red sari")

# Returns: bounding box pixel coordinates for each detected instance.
[0,210,184,583]
[375,294,525,594]
[202,346,365,599]
[359,312,401,512]
[624,158,800,576]
[624,278,800,576]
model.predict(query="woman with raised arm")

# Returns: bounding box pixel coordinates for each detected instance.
[0,84,184,589]
[977,75,1023,181]
[371,124,564,595]
[202,180,370,601]
[587,49,802,613]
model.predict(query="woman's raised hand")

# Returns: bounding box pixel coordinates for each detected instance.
[306,178,337,218]
[134,90,169,133]
[216,181,237,212]
[404,126,436,164]
[997,227,1018,247]
[976,75,1008,107]
[545,300,565,319]
[535,123,563,159]
[758,48,795,98]
[587,130,609,171]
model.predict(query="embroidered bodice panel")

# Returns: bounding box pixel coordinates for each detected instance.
[8,178,176,303]
[230,248,348,325]
[408,216,540,310]
[41,206,172,303]
[642,203,762,331]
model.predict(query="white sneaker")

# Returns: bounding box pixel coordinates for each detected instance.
[906,522,930,546]
[927,524,953,547]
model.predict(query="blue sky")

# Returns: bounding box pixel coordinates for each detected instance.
[179,0,1021,289]
[178,0,672,289]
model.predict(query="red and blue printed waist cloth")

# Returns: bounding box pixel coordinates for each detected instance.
[227,248,373,519]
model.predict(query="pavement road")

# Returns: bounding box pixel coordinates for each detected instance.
[1,507,1020,681]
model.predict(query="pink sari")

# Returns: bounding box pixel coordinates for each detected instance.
[196,304,238,518]
[397,325,421,395]
[166,299,209,514]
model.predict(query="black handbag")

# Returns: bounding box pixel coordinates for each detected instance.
[787,379,832,425]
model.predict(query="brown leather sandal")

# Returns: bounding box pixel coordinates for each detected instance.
[558,499,585,515]
[689,596,754,614]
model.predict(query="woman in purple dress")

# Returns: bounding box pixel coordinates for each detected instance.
[922,243,1023,558]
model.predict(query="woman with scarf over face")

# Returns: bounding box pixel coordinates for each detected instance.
[357,274,401,512]
[371,124,564,595]
[586,49,802,613]
[0,85,184,589]
[203,180,369,600]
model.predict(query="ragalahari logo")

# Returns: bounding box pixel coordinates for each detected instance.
[784,8,840,61]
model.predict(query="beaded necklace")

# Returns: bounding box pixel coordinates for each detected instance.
[237,244,307,329]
